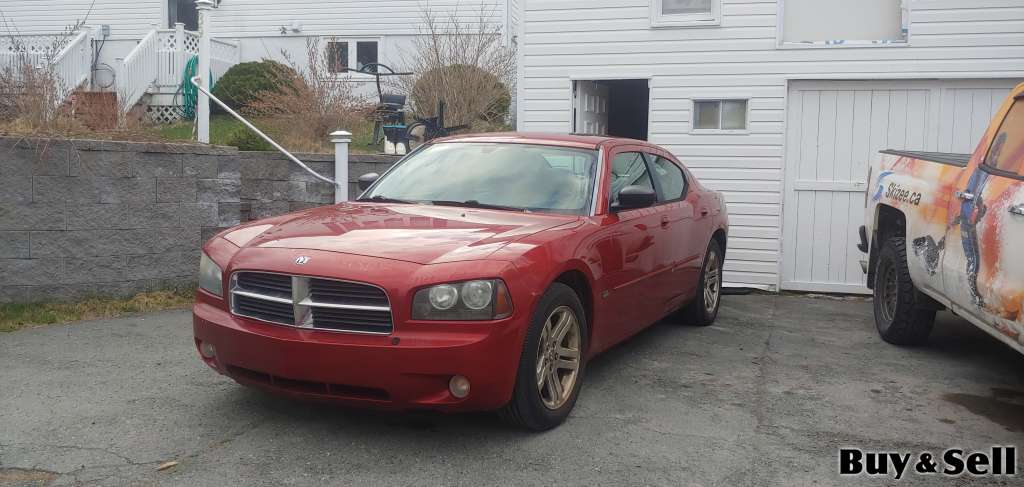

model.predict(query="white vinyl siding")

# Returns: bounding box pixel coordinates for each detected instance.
[0,0,163,38]
[517,0,1024,290]
[209,0,506,37]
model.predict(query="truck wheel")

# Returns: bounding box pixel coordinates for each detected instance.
[675,239,724,326]
[500,283,588,431]
[873,236,936,345]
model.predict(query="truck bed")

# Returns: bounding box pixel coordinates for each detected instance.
[879,149,971,167]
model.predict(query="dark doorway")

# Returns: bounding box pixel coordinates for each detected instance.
[573,79,649,141]
[168,0,199,30]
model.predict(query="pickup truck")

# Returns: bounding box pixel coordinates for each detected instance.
[860,82,1024,354]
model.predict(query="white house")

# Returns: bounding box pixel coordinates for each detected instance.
[0,0,515,120]
[514,0,1024,292]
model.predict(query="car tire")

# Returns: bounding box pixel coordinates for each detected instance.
[676,239,724,327]
[499,283,588,431]
[873,236,936,345]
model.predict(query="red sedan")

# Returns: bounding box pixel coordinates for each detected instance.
[193,133,729,430]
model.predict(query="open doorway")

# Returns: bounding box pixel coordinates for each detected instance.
[572,79,650,140]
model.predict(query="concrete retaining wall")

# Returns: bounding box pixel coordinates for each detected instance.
[0,137,400,303]
[0,137,242,303]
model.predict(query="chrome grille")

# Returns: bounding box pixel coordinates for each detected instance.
[230,272,393,334]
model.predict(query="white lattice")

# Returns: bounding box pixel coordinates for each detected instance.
[0,35,67,55]
[156,32,178,52]
[182,32,199,54]
[147,105,185,124]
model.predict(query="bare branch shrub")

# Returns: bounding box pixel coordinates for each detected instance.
[395,5,517,130]
[244,38,371,152]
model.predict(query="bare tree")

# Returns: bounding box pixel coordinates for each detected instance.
[244,38,370,152]
[395,4,517,130]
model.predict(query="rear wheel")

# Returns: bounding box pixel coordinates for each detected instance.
[675,239,723,326]
[500,283,587,431]
[873,236,935,345]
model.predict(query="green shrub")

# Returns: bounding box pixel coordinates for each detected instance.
[224,125,272,151]
[211,60,295,113]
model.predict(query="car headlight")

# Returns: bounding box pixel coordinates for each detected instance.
[198,252,224,297]
[412,279,513,320]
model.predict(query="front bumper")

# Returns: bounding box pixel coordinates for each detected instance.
[193,294,527,412]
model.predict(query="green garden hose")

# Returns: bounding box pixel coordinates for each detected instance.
[179,55,215,120]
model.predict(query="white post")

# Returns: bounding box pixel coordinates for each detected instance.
[331,130,353,203]
[195,0,215,143]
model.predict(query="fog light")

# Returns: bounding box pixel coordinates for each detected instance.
[449,375,471,399]
[199,341,216,359]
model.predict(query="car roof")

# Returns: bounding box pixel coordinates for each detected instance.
[431,132,653,150]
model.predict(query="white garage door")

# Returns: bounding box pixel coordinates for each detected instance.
[781,79,1019,294]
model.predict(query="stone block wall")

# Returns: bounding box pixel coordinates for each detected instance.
[0,137,241,303]
[238,151,399,221]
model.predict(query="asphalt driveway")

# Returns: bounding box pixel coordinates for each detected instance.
[1,294,1022,486]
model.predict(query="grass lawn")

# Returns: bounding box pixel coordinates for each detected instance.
[155,115,379,154]
[0,288,196,333]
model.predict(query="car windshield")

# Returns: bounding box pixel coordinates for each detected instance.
[363,142,600,215]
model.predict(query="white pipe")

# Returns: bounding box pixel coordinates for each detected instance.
[188,76,339,187]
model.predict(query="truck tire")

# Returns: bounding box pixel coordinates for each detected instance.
[499,283,588,431]
[873,236,936,345]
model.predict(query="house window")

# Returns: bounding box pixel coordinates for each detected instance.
[693,100,747,131]
[326,40,379,74]
[167,0,198,30]
[327,41,349,73]
[651,0,721,27]
[356,41,378,72]
[781,0,908,46]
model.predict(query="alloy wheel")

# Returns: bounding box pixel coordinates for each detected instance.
[535,306,581,410]
[704,248,722,314]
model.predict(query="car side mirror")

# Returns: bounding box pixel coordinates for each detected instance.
[615,185,657,210]
[357,173,380,191]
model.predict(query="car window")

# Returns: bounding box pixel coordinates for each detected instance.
[982,99,1024,176]
[648,155,688,201]
[609,152,654,207]
[364,143,599,215]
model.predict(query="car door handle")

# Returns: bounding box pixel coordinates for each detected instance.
[955,191,975,201]
[661,215,670,227]
[700,208,710,217]
[1010,204,1024,216]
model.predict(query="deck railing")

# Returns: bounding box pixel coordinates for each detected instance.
[151,23,239,92]
[0,30,91,104]
[117,29,159,113]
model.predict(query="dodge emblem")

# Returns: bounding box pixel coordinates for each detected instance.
[295,256,311,265]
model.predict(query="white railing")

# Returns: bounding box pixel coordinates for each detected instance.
[52,30,91,100]
[117,29,159,112]
[152,23,239,92]
[0,30,90,104]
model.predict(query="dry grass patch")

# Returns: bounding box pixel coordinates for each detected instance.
[0,288,195,333]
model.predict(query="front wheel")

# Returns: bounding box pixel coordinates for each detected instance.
[500,283,587,431]
[873,236,935,345]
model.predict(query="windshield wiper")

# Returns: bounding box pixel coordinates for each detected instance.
[429,200,527,212]
[357,195,415,204]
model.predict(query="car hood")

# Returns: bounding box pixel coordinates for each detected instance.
[222,203,578,265]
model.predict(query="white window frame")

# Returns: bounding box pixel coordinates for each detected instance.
[324,37,382,79]
[650,0,721,28]
[690,99,750,134]
[776,0,910,49]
